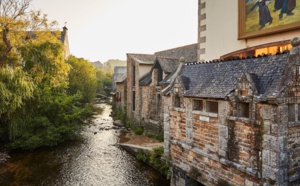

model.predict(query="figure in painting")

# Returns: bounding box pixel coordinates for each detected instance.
[279,0,296,20]
[274,0,284,12]
[248,0,273,30]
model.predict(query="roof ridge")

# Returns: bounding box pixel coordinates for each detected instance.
[126,53,154,56]
[154,43,197,54]
[156,56,178,60]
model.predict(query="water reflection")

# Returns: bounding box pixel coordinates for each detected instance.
[0,103,169,186]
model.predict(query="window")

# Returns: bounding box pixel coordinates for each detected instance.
[238,102,249,118]
[157,67,163,85]
[288,104,296,122]
[193,100,203,111]
[287,104,300,122]
[174,95,181,108]
[207,101,218,114]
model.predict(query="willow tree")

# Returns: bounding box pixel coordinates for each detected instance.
[0,0,70,140]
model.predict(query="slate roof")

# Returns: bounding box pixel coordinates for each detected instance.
[154,43,197,62]
[139,57,180,86]
[139,71,152,86]
[180,54,288,100]
[116,73,127,83]
[113,67,127,90]
[127,54,155,64]
[156,57,180,73]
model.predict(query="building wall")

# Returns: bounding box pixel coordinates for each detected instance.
[115,82,126,111]
[168,98,262,185]
[126,55,153,125]
[139,64,152,78]
[165,75,300,185]
[126,56,135,121]
[139,68,164,135]
[198,0,300,62]
[112,67,127,91]
[62,27,70,59]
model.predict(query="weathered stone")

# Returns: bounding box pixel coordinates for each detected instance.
[245,179,254,186]
[219,125,228,138]
[263,135,278,151]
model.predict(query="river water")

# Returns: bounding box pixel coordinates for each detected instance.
[0,103,170,186]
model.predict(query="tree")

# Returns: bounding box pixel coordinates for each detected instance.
[67,56,98,103]
[96,69,112,96]
[0,0,58,66]
[0,0,31,65]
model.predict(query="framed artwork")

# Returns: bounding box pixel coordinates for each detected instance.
[238,0,300,39]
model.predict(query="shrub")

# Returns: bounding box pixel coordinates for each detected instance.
[145,132,164,142]
[132,126,144,135]
[136,149,148,163]
[149,146,170,176]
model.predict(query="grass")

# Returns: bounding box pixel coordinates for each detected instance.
[246,0,300,33]
[145,132,164,142]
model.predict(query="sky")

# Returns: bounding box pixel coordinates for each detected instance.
[30,0,198,63]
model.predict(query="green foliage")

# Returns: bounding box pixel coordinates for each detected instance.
[67,56,98,103]
[8,92,93,150]
[113,106,127,124]
[0,1,99,150]
[149,146,170,176]
[145,132,164,142]
[136,149,148,163]
[0,67,34,117]
[96,69,112,96]
[132,126,144,135]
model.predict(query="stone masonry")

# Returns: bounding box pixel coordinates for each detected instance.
[163,38,300,186]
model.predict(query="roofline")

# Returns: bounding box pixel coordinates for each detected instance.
[156,56,178,60]
[154,43,198,54]
[126,53,154,56]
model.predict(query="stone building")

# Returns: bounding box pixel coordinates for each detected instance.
[126,54,155,124]
[138,57,180,134]
[112,66,127,91]
[162,39,300,185]
[126,44,197,133]
[123,0,300,185]
[114,73,127,111]
[60,26,70,59]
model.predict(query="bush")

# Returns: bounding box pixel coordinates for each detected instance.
[145,132,164,142]
[8,92,93,150]
[136,149,148,163]
[149,147,170,176]
[132,126,144,135]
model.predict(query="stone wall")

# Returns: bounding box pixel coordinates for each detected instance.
[167,96,275,185]
[115,82,126,111]
[126,56,141,124]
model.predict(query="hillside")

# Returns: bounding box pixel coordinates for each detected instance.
[91,59,126,73]
[103,59,126,68]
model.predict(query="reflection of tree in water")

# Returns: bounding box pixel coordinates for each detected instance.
[245,0,300,33]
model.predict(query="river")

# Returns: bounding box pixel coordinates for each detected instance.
[0,103,170,186]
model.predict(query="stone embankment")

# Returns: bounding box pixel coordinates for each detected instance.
[113,120,163,156]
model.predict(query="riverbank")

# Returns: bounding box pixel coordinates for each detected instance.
[113,119,163,148]
[0,103,169,186]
